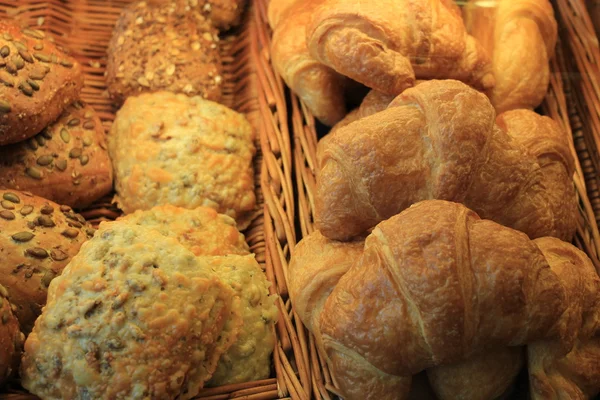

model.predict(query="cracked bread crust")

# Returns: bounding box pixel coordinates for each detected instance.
[106,0,223,106]
[21,222,242,400]
[108,91,256,229]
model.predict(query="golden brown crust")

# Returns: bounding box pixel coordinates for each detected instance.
[106,1,223,106]
[0,101,113,208]
[21,222,242,400]
[0,284,24,386]
[108,91,256,229]
[0,20,84,145]
[464,0,557,113]
[306,0,494,96]
[290,200,600,400]
[316,80,575,241]
[0,189,94,335]
[270,0,348,126]
[267,0,300,29]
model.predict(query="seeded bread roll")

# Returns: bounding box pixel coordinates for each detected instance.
[189,0,248,30]
[119,205,250,256]
[0,189,94,335]
[119,206,277,385]
[106,0,223,106]
[0,284,24,387]
[0,20,84,145]
[109,91,256,229]
[21,222,242,400]
[0,101,113,208]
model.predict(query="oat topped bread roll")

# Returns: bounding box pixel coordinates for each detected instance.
[21,222,243,400]
[0,189,94,335]
[119,205,250,256]
[0,284,24,387]
[119,206,277,386]
[109,91,256,229]
[0,20,84,145]
[106,0,223,106]
[0,100,113,208]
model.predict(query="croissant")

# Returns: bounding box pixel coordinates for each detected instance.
[305,0,494,97]
[289,200,600,400]
[269,0,348,126]
[316,79,576,241]
[463,0,558,113]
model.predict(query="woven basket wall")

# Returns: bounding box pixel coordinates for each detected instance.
[0,0,302,399]
[271,0,600,399]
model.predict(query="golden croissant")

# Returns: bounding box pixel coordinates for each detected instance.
[316,79,576,241]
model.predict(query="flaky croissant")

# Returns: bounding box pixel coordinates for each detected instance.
[305,0,494,97]
[289,200,600,400]
[269,0,348,126]
[463,0,558,113]
[316,79,576,241]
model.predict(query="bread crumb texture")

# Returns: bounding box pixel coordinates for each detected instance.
[108,91,256,229]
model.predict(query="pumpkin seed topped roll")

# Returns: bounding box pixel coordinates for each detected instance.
[0,20,83,146]
[108,91,257,229]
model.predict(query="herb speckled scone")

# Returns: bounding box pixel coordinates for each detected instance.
[108,91,256,229]
[0,284,24,386]
[119,205,250,256]
[106,0,223,106]
[120,206,278,385]
[21,222,243,400]
[0,189,94,335]
[0,101,113,208]
[0,20,84,145]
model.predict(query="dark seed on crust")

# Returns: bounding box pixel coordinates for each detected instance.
[33,52,50,62]
[62,228,79,239]
[80,155,89,166]
[35,135,46,147]
[60,128,70,143]
[11,232,34,242]
[37,215,55,227]
[20,206,33,216]
[41,129,52,139]
[33,43,43,51]
[40,205,54,215]
[55,159,67,172]
[69,148,82,159]
[19,81,33,96]
[0,100,10,113]
[36,155,53,166]
[25,167,43,180]
[18,49,33,63]
[83,120,95,130]
[5,62,16,74]
[67,118,80,127]
[27,79,39,91]
[26,247,48,259]
[68,220,82,228]
[60,205,71,213]
[60,59,73,68]
[41,270,56,287]
[1,200,15,210]
[13,56,24,70]
[0,210,15,220]
[2,193,19,203]
[0,46,9,57]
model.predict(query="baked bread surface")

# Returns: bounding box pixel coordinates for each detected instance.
[106,1,223,106]
[0,284,24,386]
[21,222,243,400]
[0,189,94,335]
[108,91,256,229]
[0,101,113,208]
[0,20,83,145]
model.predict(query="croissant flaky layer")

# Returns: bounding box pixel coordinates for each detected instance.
[463,0,558,113]
[306,0,495,96]
[316,79,577,241]
[290,200,600,400]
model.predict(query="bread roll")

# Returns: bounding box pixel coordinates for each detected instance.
[106,1,223,106]
[0,20,84,145]
[0,189,94,334]
[21,222,243,400]
[0,101,113,208]
[109,91,256,229]
[0,284,24,387]
[119,206,277,386]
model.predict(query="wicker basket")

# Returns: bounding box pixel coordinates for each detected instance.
[279,0,600,399]
[0,0,303,399]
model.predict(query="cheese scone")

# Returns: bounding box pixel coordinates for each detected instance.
[108,91,256,229]
[21,222,242,400]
